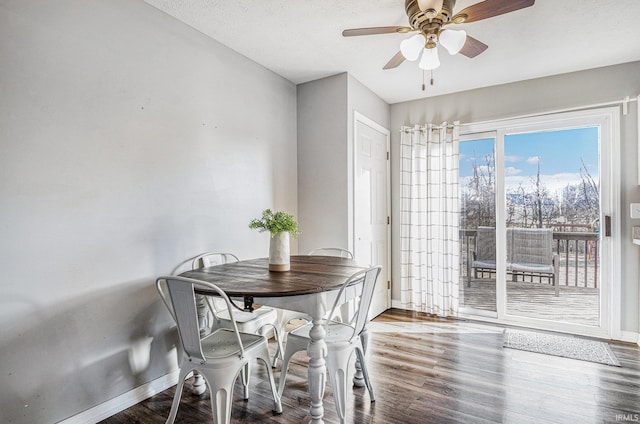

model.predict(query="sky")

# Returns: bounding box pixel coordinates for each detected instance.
[459,127,599,195]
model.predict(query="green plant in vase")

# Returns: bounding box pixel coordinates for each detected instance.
[249,209,301,271]
[249,209,301,237]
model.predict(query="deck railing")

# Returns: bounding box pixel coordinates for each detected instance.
[552,231,599,288]
[460,229,599,289]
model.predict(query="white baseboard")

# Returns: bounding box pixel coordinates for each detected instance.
[619,330,640,344]
[391,299,405,309]
[59,369,179,424]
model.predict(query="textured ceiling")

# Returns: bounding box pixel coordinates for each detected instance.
[144,0,640,104]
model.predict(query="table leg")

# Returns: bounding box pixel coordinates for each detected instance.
[307,317,327,424]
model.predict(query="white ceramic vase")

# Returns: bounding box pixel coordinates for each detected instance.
[269,232,290,272]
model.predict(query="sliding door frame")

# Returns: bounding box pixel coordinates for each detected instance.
[459,107,621,339]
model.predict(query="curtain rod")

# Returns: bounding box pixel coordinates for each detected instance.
[459,95,638,127]
[401,122,455,132]
[399,95,638,132]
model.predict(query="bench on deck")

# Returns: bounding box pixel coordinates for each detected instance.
[471,227,560,296]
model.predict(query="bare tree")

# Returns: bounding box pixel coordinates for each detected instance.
[559,158,599,227]
[461,153,496,229]
[460,153,589,231]
[533,160,544,228]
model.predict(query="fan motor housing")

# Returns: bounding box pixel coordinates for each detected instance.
[405,0,455,36]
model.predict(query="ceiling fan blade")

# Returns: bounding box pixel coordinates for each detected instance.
[342,26,413,37]
[459,35,488,58]
[452,0,535,24]
[383,51,406,70]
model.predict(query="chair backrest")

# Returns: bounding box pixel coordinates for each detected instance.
[170,252,239,276]
[509,228,553,265]
[475,227,496,262]
[324,266,382,341]
[308,248,354,259]
[192,252,239,270]
[190,253,240,315]
[155,276,245,363]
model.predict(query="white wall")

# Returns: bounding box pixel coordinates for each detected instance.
[0,0,297,422]
[390,61,640,334]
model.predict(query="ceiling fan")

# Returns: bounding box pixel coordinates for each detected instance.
[343,0,535,72]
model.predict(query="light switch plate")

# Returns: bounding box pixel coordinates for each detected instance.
[634,226,640,240]
[631,203,640,219]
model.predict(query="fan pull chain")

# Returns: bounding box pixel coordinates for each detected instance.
[421,70,436,91]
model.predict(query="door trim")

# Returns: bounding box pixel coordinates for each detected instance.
[351,111,391,310]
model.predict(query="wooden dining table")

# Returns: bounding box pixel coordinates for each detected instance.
[180,255,368,424]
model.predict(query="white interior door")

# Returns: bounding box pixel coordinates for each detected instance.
[354,112,390,318]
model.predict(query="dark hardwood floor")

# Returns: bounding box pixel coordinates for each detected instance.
[100,309,640,423]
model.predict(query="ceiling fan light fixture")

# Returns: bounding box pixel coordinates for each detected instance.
[400,33,425,61]
[418,47,440,70]
[439,29,467,55]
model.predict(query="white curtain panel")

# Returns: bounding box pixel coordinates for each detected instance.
[399,123,460,317]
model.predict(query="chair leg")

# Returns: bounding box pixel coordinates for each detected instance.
[277,338,302,397]
[270,324,284,368]
[165,367,191,424]
[353,326,369,387]
[241,362,251,400]
[198,366,244,424]
[272,342,281,369]
[256,323,284,368]
[325,348,351,424]
[257,347,283,414]
[355,347,375,402]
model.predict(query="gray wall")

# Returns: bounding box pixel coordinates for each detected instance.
[390,61,640,333]
[347,74,391,130]
[0,0,297,422]
[297,74,348,254]
[297,73,390,255]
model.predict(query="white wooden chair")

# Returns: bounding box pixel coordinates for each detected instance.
[277,265,381,424]
[190,252,284,369]
[155,276,282,424]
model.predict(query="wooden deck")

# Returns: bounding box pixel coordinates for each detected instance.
[460,278,600,326]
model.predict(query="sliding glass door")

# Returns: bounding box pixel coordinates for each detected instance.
[459,133,497,316]
[503,128,601,327]
[458,108,619,337]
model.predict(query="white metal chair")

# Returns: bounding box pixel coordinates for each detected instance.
[275,248,356,335]
[308,247,354,259]
[191,252,284,368]
[310,247,357,323]
[277,265,381,424]
[155,276,282,424]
